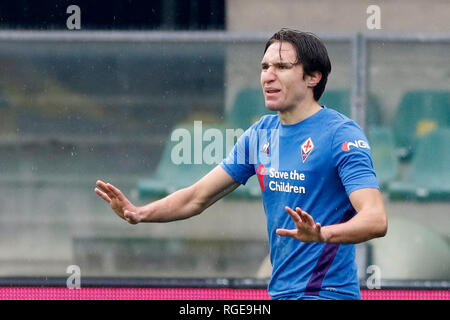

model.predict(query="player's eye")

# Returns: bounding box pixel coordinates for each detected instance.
[261,63,269,71]
[276,63,290,70]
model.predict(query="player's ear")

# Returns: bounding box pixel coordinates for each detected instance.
[306,71,322,88]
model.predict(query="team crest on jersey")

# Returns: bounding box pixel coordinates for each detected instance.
[301,137,314,163]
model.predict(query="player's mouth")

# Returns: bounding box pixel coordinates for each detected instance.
[264,88,282,97]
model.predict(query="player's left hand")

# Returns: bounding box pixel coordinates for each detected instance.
[276,206,327,243]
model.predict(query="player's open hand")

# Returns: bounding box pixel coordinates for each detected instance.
[276,206,326,243]
[95,180,141,224]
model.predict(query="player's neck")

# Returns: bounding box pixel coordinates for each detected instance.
[278,98,322,125]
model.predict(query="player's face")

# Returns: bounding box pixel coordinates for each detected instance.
[260,41,309,112]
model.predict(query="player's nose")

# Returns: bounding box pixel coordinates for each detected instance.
[261,68,277,85]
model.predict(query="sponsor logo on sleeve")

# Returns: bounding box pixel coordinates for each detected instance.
[342,140,371,151]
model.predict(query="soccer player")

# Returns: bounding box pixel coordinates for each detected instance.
[95,28,387,300]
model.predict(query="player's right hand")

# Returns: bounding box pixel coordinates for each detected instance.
[95,180,141,224]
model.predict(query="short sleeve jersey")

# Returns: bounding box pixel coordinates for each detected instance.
[220,107,379,300]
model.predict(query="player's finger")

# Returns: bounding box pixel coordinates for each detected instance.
[276,228,298,238]
[124,210,139,225]
[96,180,108,192]
[96,180,116,198]
[107,183,126,201]
[296,208,314,225]
[315,222,321,232]
[100,183,118,200]
[94,187,111,203]
[285,206,302,224]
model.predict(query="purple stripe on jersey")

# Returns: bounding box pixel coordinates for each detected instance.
[304,206,356,296]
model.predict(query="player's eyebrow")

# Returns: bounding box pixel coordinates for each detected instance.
[261,61,298,69]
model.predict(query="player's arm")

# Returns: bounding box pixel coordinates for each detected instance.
[95,165,240,224]
[276,188,387,244]
[320,187,387,243]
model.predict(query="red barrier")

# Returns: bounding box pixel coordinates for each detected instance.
[0,287,448,300]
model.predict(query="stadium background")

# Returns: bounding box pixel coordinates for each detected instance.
[0,0,448,300]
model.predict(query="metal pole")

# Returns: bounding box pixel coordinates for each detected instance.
[351,32,368,131]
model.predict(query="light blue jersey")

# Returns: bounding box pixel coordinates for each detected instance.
[221,107,379,300]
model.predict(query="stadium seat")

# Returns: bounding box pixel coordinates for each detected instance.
[319,89,351,116]
[388,128,450,201]
[368,126,399,189]
[137,123,262,200]
[225,87,274,130]
[392,90,450,159]
[318,89,382,128]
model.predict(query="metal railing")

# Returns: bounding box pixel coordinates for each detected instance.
[1,30,447,129]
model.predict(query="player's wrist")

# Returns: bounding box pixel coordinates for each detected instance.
[136,203,158,222]
[134,206,146,222]
[320,227,332,243]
